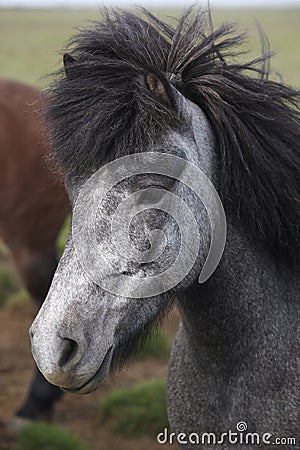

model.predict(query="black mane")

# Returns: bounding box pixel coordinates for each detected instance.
[48,7,300,266]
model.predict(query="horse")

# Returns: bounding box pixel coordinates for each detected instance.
[0,79,69,427]
[30,8,299,449]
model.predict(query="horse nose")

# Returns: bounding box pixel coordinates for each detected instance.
[30,327,83,368]
[30,324,86,388]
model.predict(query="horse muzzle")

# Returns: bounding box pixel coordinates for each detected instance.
[29,319,113,394]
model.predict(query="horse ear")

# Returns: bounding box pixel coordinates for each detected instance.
[63,53,76,79]
[146,72,172,107]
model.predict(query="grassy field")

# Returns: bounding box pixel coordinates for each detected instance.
[0,7,299,88]
[0,6,299,450]
[0,0,299,393]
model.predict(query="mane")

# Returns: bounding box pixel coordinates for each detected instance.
[48,7,300,267]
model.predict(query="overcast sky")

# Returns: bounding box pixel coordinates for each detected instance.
[0,0,300,7]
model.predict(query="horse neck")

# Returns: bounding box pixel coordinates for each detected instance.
[177,217,298,364]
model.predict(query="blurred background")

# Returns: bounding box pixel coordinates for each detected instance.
[0,1,299,450]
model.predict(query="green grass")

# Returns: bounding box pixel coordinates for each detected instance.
[0,267,18,306]
[99,379,169,437]
[6,288,30,308]
[0,9,96,88]
[0,8,299,88]
[13,422,91,450]
[212,8,300,86]
[136,328,169,360]
[0,240,9,257]
[56,215,71,257]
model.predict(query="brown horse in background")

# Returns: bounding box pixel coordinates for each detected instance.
[0,79,69,426]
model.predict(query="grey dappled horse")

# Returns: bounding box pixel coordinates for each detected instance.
[30,8,299,449]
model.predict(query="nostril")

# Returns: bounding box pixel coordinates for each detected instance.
[29,328,34,340]
[58,338,79,369]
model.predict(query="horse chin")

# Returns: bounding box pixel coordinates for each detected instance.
[61,346,114,395]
